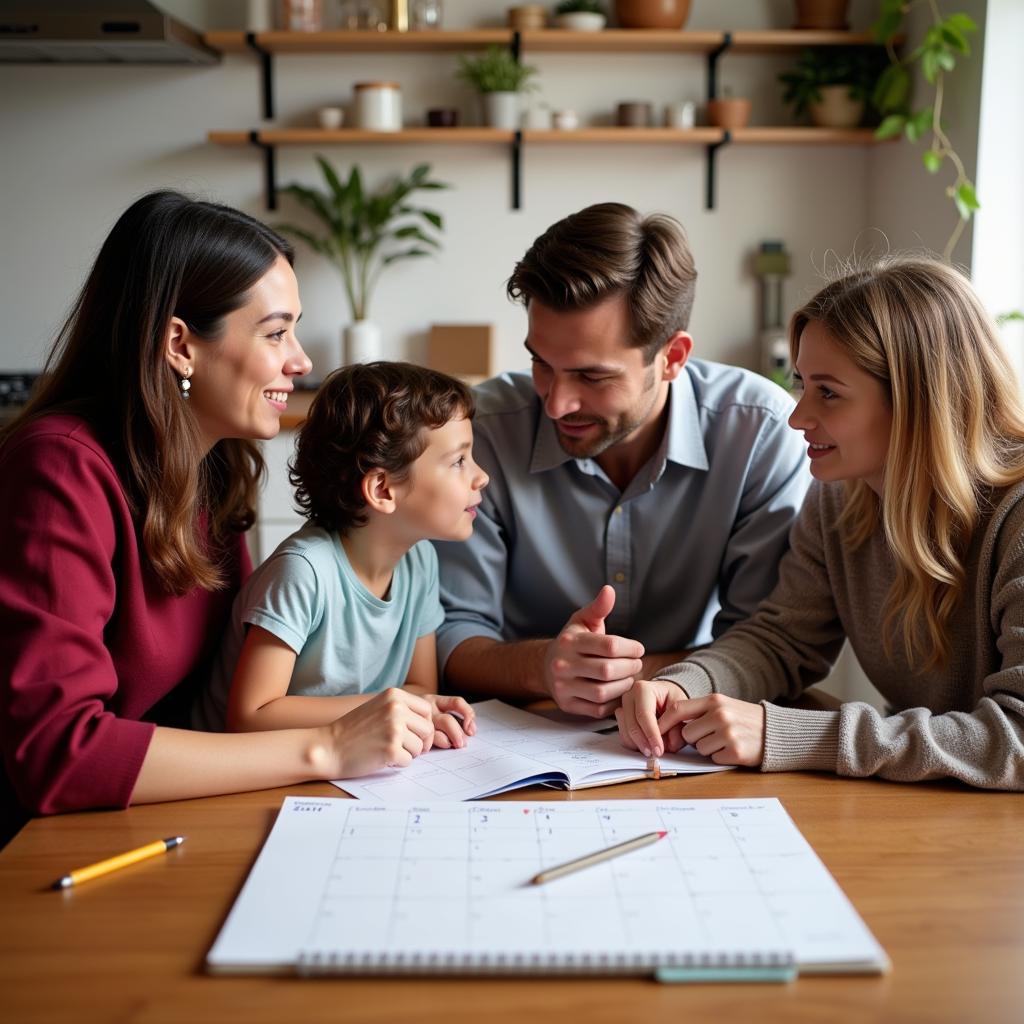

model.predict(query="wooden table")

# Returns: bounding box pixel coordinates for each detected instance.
[2,768,1022,1024]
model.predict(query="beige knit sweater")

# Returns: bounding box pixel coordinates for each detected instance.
[658,480,1024,789]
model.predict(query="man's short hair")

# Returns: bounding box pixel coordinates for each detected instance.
[506,202,698,363]
[290,361,474,535]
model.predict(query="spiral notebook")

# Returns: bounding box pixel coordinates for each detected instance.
[334,699,733,803]
[206,796,888,978]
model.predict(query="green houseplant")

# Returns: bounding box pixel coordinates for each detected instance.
[779,47,886,127]
[277,156,448,364]
[872,1,979,260]
[554,0,607,31]
[456,45,539,128]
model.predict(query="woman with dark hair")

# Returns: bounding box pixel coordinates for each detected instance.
[0,191,435,840]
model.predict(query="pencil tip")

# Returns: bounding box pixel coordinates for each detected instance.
[657,831,668,838]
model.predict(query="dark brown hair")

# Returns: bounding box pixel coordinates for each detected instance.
[290,362,474,534]
[506,202,698,362]
[0,190,294,594]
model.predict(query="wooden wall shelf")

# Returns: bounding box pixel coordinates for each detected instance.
[205,27,893,211]
[203,29,884,56]
[210,127,884,147]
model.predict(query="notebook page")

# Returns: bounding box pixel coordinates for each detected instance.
[335,699,730,802]
[207,796,887,975]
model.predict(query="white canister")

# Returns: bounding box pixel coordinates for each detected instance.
[354,82,402,132]
[552,109,579,131]
[664,100,696,129]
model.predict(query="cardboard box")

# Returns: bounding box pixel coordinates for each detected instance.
[428,324,494,380]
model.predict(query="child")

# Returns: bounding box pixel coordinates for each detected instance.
[617,257,1024,790]
[194,362,488,773]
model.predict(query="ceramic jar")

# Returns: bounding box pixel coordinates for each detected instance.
[354,81,402,131]
[279,0,323,31]
[617,101,653,127]
[614,0,691,30]
[706,97,752,130]
[507,5,546,30]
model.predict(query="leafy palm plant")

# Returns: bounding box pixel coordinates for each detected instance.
[277,156,448,322]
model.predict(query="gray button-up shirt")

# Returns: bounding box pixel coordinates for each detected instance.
[435,360,810,669]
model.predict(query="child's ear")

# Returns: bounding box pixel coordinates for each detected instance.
[361,470,397,515]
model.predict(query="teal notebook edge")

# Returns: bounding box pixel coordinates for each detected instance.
[656,965,798,984]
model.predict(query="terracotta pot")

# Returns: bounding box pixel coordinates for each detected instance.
[706,97,751,130]
[793,0,849,30]
[809,85,864,128]
[614,0,692,30]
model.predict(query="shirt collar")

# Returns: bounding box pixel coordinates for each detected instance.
[528,373,709,476]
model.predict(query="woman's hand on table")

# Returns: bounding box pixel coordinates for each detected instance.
[616,680,765,767]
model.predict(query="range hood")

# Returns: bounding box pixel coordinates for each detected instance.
[0,0,218,64]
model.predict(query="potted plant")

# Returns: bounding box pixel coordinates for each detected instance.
[779,47,886,128]
[706,87,751,130]
[553,0,606,32]
[793,0,849,30]
[456,45,539,129]
[277,156,448,366]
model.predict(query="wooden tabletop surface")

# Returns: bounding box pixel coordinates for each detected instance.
[2,763,1022,1024]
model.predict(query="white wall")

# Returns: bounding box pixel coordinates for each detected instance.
[972,0,1024,376]
[2,0,880,377]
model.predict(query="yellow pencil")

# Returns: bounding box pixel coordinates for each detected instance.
[52,836,185,890]
[530,830,667,886]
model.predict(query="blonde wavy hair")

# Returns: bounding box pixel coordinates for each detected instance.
[789,257,1024,670]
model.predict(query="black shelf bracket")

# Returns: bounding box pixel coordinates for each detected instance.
[249,131,278,210]
[706,31,732,100]
[512,130,522,210]
[510,29,521,63]
[245,32,275,120]
[705,130,730,210]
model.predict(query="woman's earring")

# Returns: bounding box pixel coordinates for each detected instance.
[179,366,192,400]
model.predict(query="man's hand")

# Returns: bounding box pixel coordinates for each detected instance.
[543,585,645,718]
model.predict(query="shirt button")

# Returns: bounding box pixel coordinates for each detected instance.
[614,506,623,515]
[614,571,626,583]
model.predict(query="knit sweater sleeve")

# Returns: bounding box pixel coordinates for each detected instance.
[657,483,846,703]
[818,496,1024,791]
[0,427,156,814]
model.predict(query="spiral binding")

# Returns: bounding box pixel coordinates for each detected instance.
[296,948,795,976]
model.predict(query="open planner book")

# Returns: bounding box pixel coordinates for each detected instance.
[206,796,889,978]
[334,699,732,802]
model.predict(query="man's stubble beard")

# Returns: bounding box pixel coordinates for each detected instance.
[553,365,659,459]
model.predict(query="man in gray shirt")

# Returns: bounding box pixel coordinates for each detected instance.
[435,202,809,717]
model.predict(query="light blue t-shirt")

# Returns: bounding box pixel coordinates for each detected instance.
[194,524,444,731]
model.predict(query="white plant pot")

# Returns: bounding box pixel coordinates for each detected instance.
[482,91,520,129]
[809,85,864,128]
[554,12,606,31]
[343,320,382,365]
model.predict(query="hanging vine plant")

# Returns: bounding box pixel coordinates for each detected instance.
[872,1,979,261]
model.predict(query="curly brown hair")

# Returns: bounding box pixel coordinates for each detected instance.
[290,362,474,535]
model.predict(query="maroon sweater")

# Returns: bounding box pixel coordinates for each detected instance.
[0,415,249,826]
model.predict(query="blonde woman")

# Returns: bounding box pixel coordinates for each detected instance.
[616,257,1024,790]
